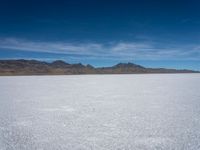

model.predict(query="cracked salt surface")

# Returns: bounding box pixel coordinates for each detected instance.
[0,74,200,149]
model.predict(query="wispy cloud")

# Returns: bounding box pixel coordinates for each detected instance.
[0,38,199,60]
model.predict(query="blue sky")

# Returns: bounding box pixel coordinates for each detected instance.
[0,0,200,70]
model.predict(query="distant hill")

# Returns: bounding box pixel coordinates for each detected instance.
[0,59,199,75]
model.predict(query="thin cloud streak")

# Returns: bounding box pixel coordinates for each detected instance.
[0,38,200,60]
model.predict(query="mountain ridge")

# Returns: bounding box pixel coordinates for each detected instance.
[0,59,199,75]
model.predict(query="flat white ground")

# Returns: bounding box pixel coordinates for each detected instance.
[0,74,200,150]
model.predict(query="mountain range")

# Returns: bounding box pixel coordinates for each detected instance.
[0,59,199,75]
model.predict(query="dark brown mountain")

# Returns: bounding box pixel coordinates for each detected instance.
[0,59,199,75]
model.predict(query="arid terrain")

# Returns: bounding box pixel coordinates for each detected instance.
[0,74,200,149]
[0,60,198,75]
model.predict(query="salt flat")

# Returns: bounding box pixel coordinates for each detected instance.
[0,74,200,150]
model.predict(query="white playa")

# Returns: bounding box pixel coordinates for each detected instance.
[0,74,200,150]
